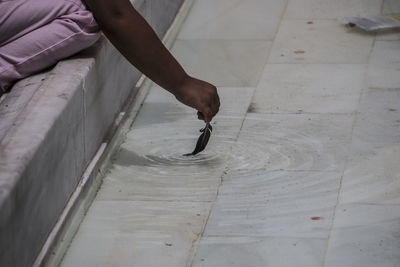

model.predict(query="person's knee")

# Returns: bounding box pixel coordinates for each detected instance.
[62,10,100,35]
[0,0,87,46]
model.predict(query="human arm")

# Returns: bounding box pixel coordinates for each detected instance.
[82,0,220,122]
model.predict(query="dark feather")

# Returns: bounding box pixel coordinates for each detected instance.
[184,123,213,156]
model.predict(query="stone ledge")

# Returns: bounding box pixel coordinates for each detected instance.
[0,0,183,266]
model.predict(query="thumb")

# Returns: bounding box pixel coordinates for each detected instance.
[197,111,204,121]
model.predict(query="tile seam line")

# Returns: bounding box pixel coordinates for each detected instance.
[335,202,400,207]
[188,91,255,267]
[321,89,360,267]
[250,63,369,65]
[266,62,372,65]
[246,112,358,115]
[271,0,290,45]
[221,169,341,173]
[282,18,367,21]
[175,38,275,42]
[265,0,302,65]
[227,168,347,173]
[94,199,214,204]
[204,234,328,240]
[322,24,377,267]
[246,0,290,119]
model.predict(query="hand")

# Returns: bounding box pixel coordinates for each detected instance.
[173,76,220,122]
[83,0,219,121]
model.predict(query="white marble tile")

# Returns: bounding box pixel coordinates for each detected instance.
[284,0,382,19]
[141,86,255,117]
[192,236,327,267]
[339,146,400,205]
[214,87,255,117]
[204,170,341,238]
[351,87,400,154]
[178,0,286,40]
[229,113,354,172]
[325,204,400,267]
[269,20,375,64]
[61,200,211,267]
[96,161,224,202]
[252,64,366,114]
[338,87,400,205]
[219,170,341,200]
[131,99,193,128]
[171,40,271,87]
[370,41,400,65]
[367,41,400,88]
[376,31,400,41]
[130,97,248,142]
[383,0,400,14]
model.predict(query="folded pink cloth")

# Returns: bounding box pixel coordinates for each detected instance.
[0,0,101,92]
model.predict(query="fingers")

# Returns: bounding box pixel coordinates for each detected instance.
[198,90,220,123]
[213,92,220,115]
[201,105,218,123]
[209,93,220,121]
[173,76,220,123]
[203,107,212,123]
[197,111,204,121]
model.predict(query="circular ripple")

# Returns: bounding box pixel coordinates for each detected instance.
[144,144,222,167]
[113,126,229,175]
[228,129,336,172]
[114,119,338,174]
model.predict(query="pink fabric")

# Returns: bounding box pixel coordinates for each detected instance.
[0,0,100,92]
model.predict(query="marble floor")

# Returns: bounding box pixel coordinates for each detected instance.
[60,0,400,266]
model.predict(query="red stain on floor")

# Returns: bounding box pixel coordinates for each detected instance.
[294,50,306,54]
[307,21,313,24]
[311,216,323,220]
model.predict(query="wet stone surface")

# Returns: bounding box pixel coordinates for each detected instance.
[61,0,400,266]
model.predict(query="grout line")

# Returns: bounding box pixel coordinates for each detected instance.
[204,234,328,240]
[175,38,276,42]
[276,0,291,38]
[321,23,377,267]
[244,0,290,110]
[274,17,378,21]
[223,169,343,173]
[264,0,290,65]
[95,199,215,204]
[321,99,359,267]
[246,111,358,115]
[259,62,373,65]
[188,88,255,266]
